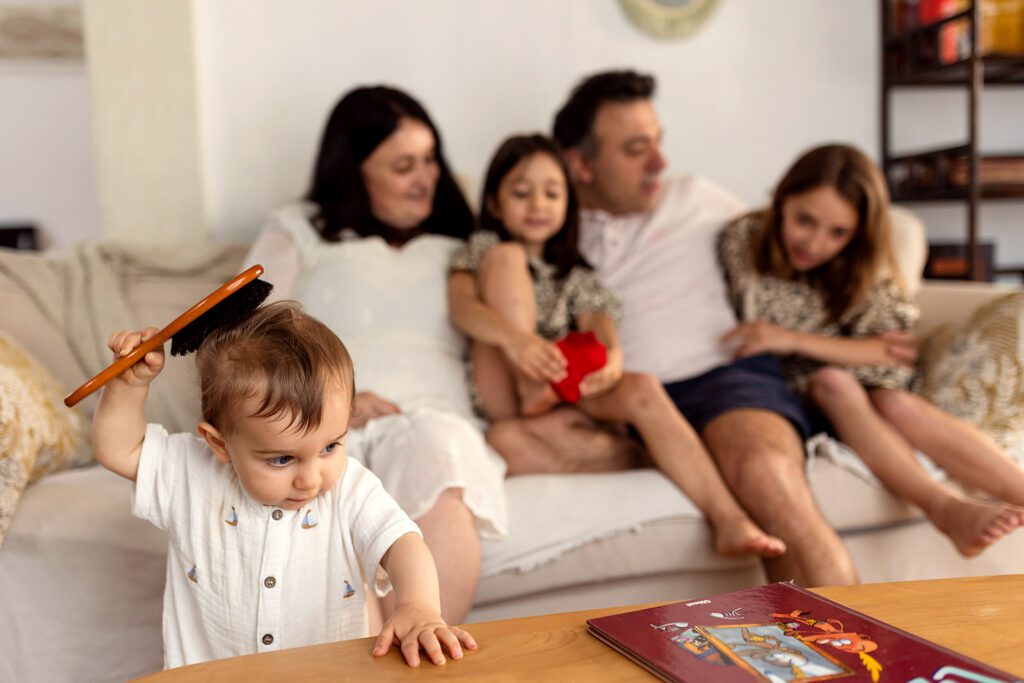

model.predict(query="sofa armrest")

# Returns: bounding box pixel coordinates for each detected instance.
[916,280,1018,338]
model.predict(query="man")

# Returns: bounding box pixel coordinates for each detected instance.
[487,70,858,587]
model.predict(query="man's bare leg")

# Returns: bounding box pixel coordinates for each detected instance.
[487,406,644,474]
[377,488,480,625]
[702,409,858,587]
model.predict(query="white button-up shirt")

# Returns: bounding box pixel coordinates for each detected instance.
[578,175,747,384]
[133,424,420,669]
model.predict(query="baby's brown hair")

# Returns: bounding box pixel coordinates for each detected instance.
[195,301,354,434]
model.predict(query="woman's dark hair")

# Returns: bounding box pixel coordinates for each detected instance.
[306,85,473,243]
[479,134,588,279]
[552,70,656,154]
[751,143,899,322]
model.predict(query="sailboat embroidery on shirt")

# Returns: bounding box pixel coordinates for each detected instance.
[187,565,197,583]
[225,506,238,526]
[301,509,318,529]
[343,580,355,599]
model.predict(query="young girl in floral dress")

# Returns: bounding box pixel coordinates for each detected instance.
[448,133,785,559]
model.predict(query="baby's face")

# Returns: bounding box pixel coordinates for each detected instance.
[217,391,351,510]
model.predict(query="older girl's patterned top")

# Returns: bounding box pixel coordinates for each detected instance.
[717,213,919,393]
[450,230,622,340]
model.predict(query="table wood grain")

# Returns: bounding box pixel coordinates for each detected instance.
[134,574,1024,682]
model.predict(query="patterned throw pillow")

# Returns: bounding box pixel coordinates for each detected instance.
[0,331,88,546]
[916,292,1024,460]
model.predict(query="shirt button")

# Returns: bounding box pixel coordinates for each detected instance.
[262,634,274,646]
[272,509,283,520]
[264,576,276,589]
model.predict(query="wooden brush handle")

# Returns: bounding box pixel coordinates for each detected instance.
[63,264,264,407]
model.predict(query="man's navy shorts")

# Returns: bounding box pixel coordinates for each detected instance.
[662,354,810,439]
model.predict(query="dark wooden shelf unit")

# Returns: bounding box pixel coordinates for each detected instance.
[881,0,1024,281]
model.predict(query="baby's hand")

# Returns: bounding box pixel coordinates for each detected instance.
[106,327,165,387]
[372,603,477,667]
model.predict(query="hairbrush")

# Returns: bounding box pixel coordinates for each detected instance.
[64,264,273,407]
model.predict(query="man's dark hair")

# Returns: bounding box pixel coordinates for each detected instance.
[552,70,656,154]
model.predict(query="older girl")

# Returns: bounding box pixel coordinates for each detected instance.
[449,134,785,559]
[719,143,1024,557]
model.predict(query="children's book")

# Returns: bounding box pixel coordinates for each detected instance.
[586,582,1021,683]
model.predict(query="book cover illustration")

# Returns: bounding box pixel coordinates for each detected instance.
[587,582,1021,683]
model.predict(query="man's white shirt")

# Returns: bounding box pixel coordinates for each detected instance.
[578,175,747,384]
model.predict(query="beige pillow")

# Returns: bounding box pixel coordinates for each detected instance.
[916,291,1024,459]
[0,331,88,546]
[889,205,927,297]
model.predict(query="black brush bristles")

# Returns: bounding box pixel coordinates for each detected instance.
[170,278,274,356]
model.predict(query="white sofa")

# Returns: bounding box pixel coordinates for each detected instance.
[1,215,1022,683]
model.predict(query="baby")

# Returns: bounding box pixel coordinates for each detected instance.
[91,300,474,669]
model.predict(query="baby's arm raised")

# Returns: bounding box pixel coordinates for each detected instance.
[91,327,165,481]
[372,532,476,667]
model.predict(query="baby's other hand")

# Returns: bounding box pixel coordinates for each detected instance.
[372,604,477,667]
[106,327,165,386]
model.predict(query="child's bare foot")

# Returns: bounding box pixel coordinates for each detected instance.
[713,517,787,558]
[930,497,1024,557]
[518,380,560,417]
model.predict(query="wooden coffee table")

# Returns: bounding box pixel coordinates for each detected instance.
[134,574,1024,682]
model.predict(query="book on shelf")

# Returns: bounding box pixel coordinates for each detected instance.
[587,582,1020,682]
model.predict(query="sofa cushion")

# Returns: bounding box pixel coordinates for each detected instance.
[889,205,927,296]
[916,291,1024,460]
[0,465,166,683]
[0,256,88,406]
[481,470,720,579]
[0,331,88,546]
[477,456,922,607]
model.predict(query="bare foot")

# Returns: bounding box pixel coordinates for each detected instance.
[930,497,1024,557]
[518,380,560,417]
[713,517,787,558]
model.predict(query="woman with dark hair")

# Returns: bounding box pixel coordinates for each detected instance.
[245,86,507,625]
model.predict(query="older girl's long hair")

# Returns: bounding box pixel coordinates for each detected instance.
[306,86,473,243]
[751,143,900,322]
[478,134,587,279]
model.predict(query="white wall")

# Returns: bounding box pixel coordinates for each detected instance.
[193,0,880,244]
[83,0,207,245]
[0,60,101,249]
[15,0,1019,270]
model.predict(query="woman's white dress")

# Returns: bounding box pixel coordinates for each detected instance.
[245,203,507,538]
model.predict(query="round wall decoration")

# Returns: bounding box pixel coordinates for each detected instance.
[617,0,721,40]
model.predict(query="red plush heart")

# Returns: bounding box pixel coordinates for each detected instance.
[551,331,607,403]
